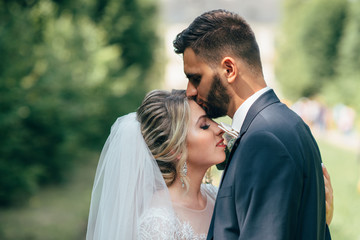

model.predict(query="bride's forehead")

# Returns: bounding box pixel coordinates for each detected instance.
[188,101,208,126]
[189,100,205,114]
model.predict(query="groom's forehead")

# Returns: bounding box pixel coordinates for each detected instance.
[183,48,204,66]
[183,49,211,73]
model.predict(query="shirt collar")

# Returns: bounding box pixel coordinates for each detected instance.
[231,86,271,133]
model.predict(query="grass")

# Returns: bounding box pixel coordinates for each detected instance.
[0,152,99,240]
[317,139,360,240]
[0,138,359,239]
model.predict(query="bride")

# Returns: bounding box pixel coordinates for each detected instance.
[86,89,333,239]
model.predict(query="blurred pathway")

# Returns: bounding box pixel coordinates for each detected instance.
[314,129,360,153]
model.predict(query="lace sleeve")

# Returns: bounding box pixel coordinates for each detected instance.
[138,207,178,240]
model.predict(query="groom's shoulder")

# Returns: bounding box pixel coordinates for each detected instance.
[257,101,305,127]
[242,106,309,149]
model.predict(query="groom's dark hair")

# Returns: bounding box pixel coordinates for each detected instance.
[173,9,263,74]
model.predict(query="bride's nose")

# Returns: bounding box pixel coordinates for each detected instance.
[214,123,225,136]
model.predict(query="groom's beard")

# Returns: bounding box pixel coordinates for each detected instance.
[205,74,230,119]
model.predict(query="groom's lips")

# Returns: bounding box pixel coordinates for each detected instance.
[195,97,208,111]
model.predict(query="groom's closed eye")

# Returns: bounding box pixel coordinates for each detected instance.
[186,73,201,87]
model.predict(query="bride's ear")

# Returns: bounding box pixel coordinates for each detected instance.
[170,149,182,161]
[176,154,182,161]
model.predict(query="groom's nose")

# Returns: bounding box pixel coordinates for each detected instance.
[186,82,197,97]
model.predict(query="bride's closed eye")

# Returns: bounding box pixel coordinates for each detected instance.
[200,124,210,130]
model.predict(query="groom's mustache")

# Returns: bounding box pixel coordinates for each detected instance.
[193,96,209,113]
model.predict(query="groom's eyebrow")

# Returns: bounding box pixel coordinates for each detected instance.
[186,73,201,86]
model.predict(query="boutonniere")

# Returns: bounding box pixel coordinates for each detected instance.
[216,123,239,170]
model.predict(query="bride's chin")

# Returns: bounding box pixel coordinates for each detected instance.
[213,157,226,166]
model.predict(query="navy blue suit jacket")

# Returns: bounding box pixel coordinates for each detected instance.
[207,90,331,240]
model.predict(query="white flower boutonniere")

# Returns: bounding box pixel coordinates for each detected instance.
[216,123,239,170]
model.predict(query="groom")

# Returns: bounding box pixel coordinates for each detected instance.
[173,10,331,240]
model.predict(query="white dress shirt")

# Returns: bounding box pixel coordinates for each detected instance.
[231,87,271,133]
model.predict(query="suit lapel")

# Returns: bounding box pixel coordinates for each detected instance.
[239,89,280,137]
[219,90,280,187]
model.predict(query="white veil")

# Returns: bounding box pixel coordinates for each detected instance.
[86,113,173,239]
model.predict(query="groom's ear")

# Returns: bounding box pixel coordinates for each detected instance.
[221,57,237,84]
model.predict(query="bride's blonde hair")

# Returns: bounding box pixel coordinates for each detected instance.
[137,89,190,190]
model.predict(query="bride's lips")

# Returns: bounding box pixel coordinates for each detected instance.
[216,139,226,147]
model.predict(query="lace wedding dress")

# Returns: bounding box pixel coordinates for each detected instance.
[138,184,217,240]
[86,114,219,239]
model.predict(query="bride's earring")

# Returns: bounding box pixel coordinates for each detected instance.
[204,167,212,184]
[180,161,187,188]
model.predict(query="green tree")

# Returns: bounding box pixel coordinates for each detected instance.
[0,0,160,206]
[324,0,360,112]
[276,0,347,100]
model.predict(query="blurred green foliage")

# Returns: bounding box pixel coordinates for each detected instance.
[325,0,360,108]
[0,0,161,206]
[276,0,360,113]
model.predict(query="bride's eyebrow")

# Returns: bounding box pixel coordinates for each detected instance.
[196,115,207,125]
